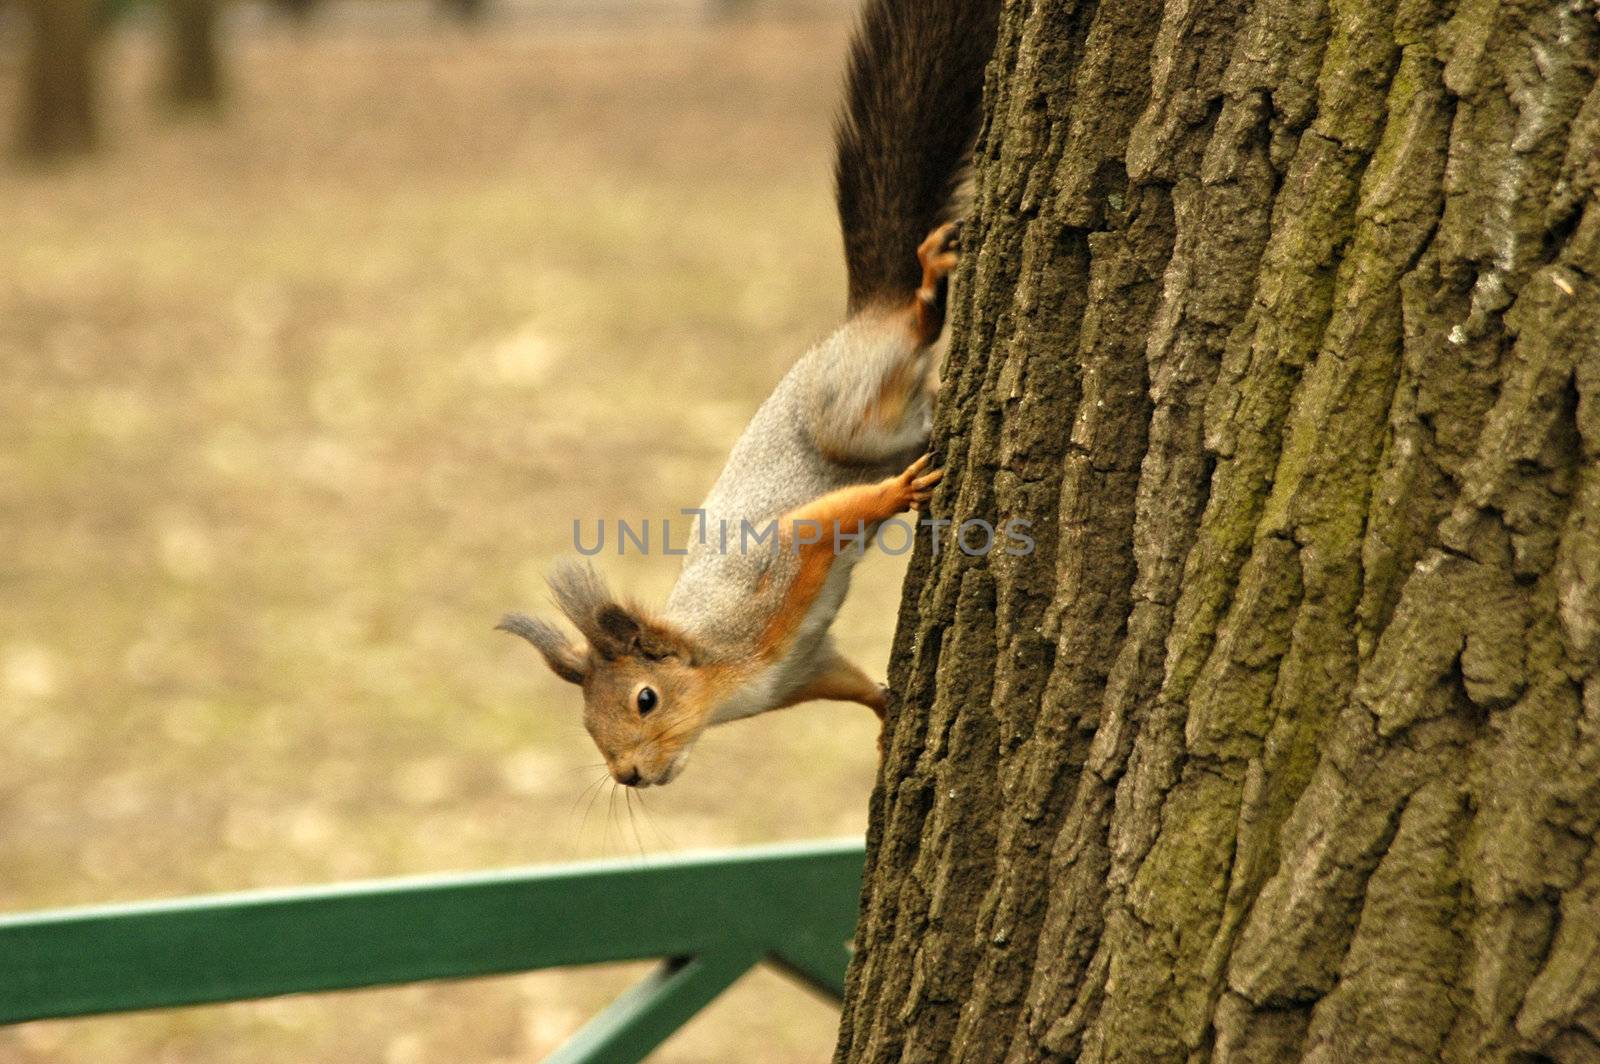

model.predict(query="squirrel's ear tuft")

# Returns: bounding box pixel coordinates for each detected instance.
[547,560,696,663]
[548,560,615,636]
[496,612,587,685]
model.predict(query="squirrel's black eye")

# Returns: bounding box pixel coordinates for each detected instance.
[636,686,659,715]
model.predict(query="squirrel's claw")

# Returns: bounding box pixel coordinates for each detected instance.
[889,453,944,512]
[911,465,944,506]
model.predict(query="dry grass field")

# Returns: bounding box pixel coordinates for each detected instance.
[0,7,898,1061]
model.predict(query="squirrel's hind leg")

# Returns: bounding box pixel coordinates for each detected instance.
[804,222,958,467]
[911,221,961,346]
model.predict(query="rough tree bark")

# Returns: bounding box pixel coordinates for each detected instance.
[837,0,1600,1062]
[163,0,224,109]
[16,0,99,158]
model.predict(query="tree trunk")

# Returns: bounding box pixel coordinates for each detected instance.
[16,0,98,159]
[837,0,1600,1062]
[164,0,223,109]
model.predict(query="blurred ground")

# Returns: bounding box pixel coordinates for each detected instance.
[0,8,898,1061]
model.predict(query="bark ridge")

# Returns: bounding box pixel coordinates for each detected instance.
[837,0,1600,1061]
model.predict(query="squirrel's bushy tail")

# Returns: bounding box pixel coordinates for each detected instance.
[835,0,1001,313]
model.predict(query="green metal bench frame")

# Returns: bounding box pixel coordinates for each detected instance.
[0,839,865,1062]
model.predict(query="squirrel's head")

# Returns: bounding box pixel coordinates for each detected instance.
[498,561,715,787]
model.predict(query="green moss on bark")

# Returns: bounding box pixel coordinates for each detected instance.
[838,1,1600,1062]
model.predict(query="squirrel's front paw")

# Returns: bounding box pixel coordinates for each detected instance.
[886,453,944,513]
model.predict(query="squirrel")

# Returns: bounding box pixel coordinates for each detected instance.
[498,0,1001,788]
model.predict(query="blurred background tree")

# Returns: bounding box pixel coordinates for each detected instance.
[163,0,223,107]
[268,0,318,24]
[15,0,99,158]
[98,0,143,26]
[437,0,487,24]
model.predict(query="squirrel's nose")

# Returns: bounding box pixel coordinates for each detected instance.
[615,767,642,787]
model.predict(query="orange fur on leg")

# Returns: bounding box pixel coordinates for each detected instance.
[909,221,960,346]
[757,455,943,660]
[778,653,887,716]
[781,652,888,758]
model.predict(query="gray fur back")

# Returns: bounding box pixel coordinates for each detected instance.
[664,317,930,648]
